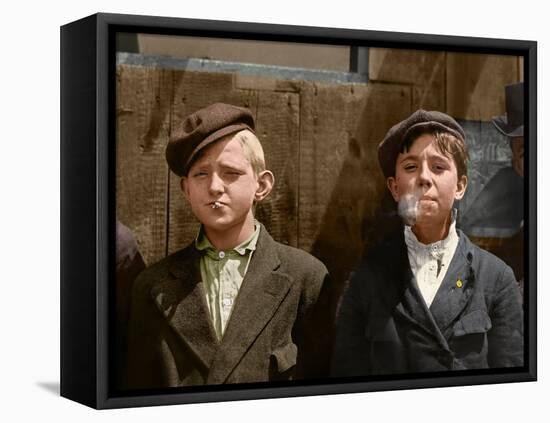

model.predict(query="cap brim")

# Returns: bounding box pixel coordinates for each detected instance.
[492,115,524,137]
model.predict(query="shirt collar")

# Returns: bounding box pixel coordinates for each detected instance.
[404,209,459,260]
[195,220,261,257]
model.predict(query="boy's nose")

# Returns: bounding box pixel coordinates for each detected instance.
[208,172,225,194]
[418,164,433,187]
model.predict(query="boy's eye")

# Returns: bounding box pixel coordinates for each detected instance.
[225,169,243,176]
[192,171,208,177]
[403,163,417,171]
[432,163,448,172]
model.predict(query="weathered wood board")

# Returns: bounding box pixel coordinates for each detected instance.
[369,47,445,111]
[301,81,412,283]
[446,52,520,121]
[116,65,172,265]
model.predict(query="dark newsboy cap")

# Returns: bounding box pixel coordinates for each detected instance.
[166,102,255,176]
[378,109,466,178]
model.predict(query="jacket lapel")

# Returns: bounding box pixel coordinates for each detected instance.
[429,232,476,335]
[207,227,292,385]
[381,231,433,336]
[387,230,450,347]
[150,248,219,371]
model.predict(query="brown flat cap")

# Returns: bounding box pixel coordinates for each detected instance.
[166,103,255,176]
[378,109,466,178]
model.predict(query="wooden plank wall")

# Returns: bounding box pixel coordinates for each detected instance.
[116,66,172,265]
[117,65,410,270]
[117,49,521,286]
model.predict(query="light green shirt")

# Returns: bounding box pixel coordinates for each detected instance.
[195,222,260,340]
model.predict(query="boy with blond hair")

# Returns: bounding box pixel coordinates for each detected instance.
[126,103,329,389]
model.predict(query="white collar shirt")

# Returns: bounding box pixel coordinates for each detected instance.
[404,216,460,308]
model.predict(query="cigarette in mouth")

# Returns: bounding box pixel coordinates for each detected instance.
[211,201,222,209]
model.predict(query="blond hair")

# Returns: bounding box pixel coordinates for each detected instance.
[231,129,266,175]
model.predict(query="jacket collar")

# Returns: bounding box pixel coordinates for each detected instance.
[150,224,293,383]
[194,220,261,257]
[372,230,435,338]
[207,225,293,384]
[388,229,476,347]
[428,230,477,334]
[151,247,219,370]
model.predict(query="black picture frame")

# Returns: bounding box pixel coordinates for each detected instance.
[60,12,537,409]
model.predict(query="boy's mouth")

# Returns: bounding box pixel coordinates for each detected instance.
[397,189,435,226]
[419,195,436,202]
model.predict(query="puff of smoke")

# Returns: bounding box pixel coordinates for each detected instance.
[397,191,422,226]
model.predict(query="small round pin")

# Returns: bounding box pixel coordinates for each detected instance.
[456,280,463,288]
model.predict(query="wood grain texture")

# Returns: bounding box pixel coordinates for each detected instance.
[116,64,172,266]
[519,56,524,83]
[253,89,300,247]
[446,53,520,120]
[302,82,412,283]
[368,47,445,111]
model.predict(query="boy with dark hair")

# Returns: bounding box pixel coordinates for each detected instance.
[332,110,523,376]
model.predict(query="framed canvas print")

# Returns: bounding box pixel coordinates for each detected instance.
[60,12,537,409]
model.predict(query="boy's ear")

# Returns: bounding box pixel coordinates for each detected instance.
[180,177,190,201]
[454,174,468,200]
[255,170,274,202]
[386,177,400,202]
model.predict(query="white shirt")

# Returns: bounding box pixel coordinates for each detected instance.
[404,217,460,308]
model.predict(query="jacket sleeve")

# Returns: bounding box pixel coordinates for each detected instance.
[293,262,334,380]
[124,271,166,390]
[115,225,146,388]
[330,271,371,377]
[487,263,524,368]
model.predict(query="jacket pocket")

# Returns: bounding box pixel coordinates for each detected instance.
[451,309,492,364]
[453,309,492,337]
[271,342,298,373]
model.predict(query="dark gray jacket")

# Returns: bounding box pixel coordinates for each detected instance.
[125,225,330,389]
[331,229,523,376]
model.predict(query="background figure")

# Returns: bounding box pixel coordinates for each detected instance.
[460,82,524,291]
[116,220,146,387]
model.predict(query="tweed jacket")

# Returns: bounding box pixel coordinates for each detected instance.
[125,225,330,389]
[331,228,523,377]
